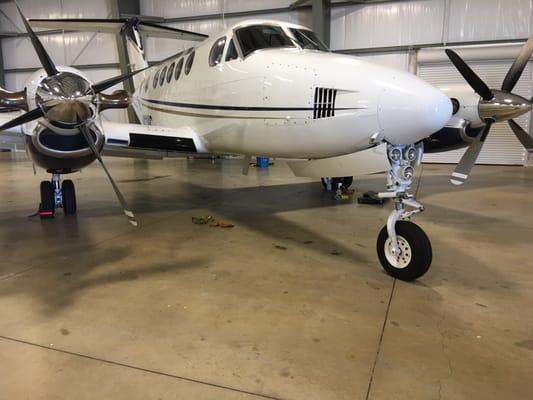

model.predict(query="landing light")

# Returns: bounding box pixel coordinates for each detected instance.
[389,148,402,162]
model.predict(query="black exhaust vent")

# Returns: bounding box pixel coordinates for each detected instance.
[129,133,197,152]
[313,87,337,119]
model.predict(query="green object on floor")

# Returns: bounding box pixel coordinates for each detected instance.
[192,215,214,225]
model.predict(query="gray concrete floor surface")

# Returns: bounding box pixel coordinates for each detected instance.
[0,153,532,399]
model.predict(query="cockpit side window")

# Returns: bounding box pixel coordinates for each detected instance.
[225,39,238,62]
[209,36,227,66]
[235,25,294,58]
[290,29,329,51]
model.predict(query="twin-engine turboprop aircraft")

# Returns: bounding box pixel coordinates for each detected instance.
[0,2,531,281]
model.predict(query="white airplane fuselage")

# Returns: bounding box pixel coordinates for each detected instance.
[131,21,452,159]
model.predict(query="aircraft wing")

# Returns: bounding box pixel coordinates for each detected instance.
[101,121,209,159]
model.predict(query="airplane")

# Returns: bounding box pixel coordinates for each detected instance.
[0,3,531,282]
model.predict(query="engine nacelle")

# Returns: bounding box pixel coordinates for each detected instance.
[439,84,484,127]
[27,123,104,173]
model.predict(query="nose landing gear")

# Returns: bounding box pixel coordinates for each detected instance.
[376,143,432,281]
[39,173,77,219]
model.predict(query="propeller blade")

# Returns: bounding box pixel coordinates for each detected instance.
[91,67,148,94]
[508,119,533,152]
[14,2,58,77]
[445,49,493,101]
[78,123,138,226]
[502,37,533,92]
[0,107,44,131]
[451,122,493,185]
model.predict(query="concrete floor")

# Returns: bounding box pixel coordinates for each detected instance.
[0,153,532,400]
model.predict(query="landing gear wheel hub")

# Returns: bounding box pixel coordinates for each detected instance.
[377,220,432,281]
[384,235,411,268]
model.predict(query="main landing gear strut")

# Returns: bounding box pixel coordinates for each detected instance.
[376,143,432,281]
[39,173,77,219]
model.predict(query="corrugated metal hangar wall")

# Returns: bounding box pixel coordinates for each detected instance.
[1,0,532,165]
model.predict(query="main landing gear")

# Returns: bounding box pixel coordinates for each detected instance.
[321,176,354,192]
[39,173,77,219]
[376,143,432,281]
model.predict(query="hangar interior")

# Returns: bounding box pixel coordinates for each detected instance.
[0,1,532,399]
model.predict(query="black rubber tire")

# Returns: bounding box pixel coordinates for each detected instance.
[321,176,354,191]
[376,221,432,281]
[39,181,55,215]
[62,180,77,215]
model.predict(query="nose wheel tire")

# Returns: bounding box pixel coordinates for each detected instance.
[376,221,432,281]
[39,181,55,218]
[62,180,77,215]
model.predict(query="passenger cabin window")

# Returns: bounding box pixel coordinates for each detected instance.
[185,51,195,75]
[175,58,184,80]
[153,70,160,88]
[167,62,175,83]
[235,25,294,58]
[290,29,328,51]
[159,66,167,86]
[209,36,226,66]
[226,39,238,61]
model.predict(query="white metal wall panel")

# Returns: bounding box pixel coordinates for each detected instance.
[2,33,119,70]
[447,0,532,42]
[356,52,409,71]
[0,0,117,69]
[330,0,445,51]
[4,72,32,92]
[419,61,531,165]
[141,0,294,18]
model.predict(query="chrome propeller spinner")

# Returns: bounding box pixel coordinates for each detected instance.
[36,71,96,127]
[479,90,532,123]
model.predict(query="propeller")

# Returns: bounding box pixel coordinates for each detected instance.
[445,40,533,185]
[450,122,492,185]
[15,2,58,77]
[445,49,493,101]
[0,2,142,225]
[502,37,533,92]
[79,121,138,227]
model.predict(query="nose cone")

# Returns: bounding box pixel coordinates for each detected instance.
[378,73,452,145]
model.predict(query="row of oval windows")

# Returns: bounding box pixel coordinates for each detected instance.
[145,51,195,92]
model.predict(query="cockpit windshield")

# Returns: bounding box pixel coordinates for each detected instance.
[235,25,295,57]
[290,29,329,51]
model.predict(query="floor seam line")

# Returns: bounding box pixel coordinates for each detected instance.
[365,278,396,400]
[0,334,286,400]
